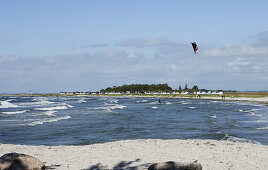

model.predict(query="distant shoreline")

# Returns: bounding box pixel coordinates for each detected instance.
[1,92,268,106]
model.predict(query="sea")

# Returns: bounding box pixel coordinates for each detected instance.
[0,96,267,145]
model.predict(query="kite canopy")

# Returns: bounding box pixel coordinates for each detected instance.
[191,42,198,54]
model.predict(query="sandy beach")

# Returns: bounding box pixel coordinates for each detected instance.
[1,139,268,170]
[197,96,268,105]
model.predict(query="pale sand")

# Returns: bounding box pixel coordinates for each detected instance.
[1,139,268,170]
[199,96,268,104]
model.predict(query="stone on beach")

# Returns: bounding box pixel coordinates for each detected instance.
[148,161,202,170]
[0,152,45,170]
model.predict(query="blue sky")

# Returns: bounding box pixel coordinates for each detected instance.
[1,0,268,93]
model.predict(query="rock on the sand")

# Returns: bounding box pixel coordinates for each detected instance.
[148,161,202,170]
[0,153,45,170]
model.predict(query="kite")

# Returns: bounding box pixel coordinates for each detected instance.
[191,42,198,54]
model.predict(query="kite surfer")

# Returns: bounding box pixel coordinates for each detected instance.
[191,42,198,54]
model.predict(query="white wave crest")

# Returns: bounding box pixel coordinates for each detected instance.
[189,107,195,109]
[165,102,173,105]
[0,101,19,108]
[2,110,28,114]
[249,111,256,115]
[35,100,55,105]
[34,105,69,111]
[109,104,126,109]
[208,115,217,118]
[25,115,71,126]
[78,99,87,103]
[43,110,57,116]
[95,104,126,110]
[222,134,261,144]
[256,126,268,130]
[240,120,267,123]
[152,106,158,109]
[109,99,119,103]
[65,104,74,108]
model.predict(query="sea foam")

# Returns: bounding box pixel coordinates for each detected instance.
[208,115,217,118]
[34,105,69,111]
[2,110,28,114]
[256,126,268,130]
[25,115,71,126]
[0,101,19,108]
[222,134,261,144]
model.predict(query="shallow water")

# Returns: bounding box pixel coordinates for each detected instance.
[0,96,267,145]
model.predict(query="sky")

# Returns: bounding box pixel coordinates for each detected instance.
[0,0,268,93]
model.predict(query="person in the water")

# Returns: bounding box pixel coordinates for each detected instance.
[159,99,161,103]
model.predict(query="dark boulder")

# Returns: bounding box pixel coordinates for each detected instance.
[0,153,45,170]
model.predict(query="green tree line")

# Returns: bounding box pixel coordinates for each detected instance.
[101,84,173,93]
[101,84,200,93]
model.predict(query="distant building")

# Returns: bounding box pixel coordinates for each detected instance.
[60,91,91,95]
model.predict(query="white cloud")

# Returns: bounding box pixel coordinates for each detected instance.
[0,54,20,63]
[203,44,268,57]
[228,57,250,68]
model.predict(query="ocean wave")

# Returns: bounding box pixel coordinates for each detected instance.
[33,98,55,105]
[149,101,158,104]
[188,107,195,109]
[222,134,261,144]
[152,106,158,109]
[65,104,74,108]
[94,104,126,110]
[256,126,268,130]
[240,120,267,123]
[0,101,19,108]
[110,104,126,109]
[109,99,119,103]
[2,110,28,114]
[78,99,87,103]
[34,105,69,111]
[248,112,256,116]
[25,115,71,126]
[105,109,112,113]
[208,115,217,118]
[238,109,259,116]
[43,110,57,116]
[17,99,55,107]
[165,102,173,105]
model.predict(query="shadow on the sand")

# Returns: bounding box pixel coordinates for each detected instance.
[45,164,61,169]
[85,158,151,170]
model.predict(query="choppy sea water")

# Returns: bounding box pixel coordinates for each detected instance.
[0,96,267,145]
